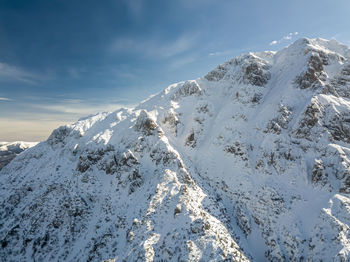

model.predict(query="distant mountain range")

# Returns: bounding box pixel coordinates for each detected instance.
[0,142,38,170]
[1,38,350,261]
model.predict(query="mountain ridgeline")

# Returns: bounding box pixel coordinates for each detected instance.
[1,38,350,261]
[0,142,37,170]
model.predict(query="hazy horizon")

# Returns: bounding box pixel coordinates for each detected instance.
[1,0,350,141]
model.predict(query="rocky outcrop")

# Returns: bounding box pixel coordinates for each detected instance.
[1,38,350,261]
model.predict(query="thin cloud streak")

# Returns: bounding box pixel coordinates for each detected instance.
[33,100,135,116]
[0,97,13,101]
[0,62,41,84]
[169,56,197,70]
[0,99,136,141]
[110,34,198,58]
[208,46,255,58]
[270,32,299,45]
[1,97,136,122]
[0,117,68,141]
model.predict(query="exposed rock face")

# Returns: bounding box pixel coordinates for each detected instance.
[205,53,271,86]
[0,142,38,170]
[173,81,203,100]
[1,38,350,261]
[295,50,327,89]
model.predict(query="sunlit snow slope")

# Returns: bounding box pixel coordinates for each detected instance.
[1,38,350,261]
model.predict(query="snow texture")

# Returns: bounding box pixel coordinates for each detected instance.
[1,38,350,261]
[0,141,38,170]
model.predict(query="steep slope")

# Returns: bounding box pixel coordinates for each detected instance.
[0,142,38,170]
[1,38,350,261]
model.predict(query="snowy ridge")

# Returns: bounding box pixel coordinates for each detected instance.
[1,38,350,261]
[0,141,38,151]
[0,141,38,170]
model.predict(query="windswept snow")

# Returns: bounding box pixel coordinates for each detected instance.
[1,38,350,261]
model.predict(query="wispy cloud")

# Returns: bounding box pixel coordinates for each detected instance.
[168,55,197,70]
[0,98,137,141]
[0,62,41,84]
[208,46,255,58]
[0,97,13,102]
[106,66,139,80]
[0,117,68,141]
[208,50,236,57]
[33,98,135,117]
[67,67,85,79]
[110,34,198,58]
[270,32,299,46]
[123,0,144,17]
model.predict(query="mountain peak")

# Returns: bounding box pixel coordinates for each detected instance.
[1,38,350,261]
[281,37,350,59]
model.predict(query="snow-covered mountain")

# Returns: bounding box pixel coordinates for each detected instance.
[0,142,38,170]
[1,38,350,261]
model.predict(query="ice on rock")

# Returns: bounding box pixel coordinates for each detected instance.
[1,38,350,261]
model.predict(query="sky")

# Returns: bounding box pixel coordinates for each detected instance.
[0,0,350,141]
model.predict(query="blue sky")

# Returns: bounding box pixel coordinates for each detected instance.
[0,0,350,141]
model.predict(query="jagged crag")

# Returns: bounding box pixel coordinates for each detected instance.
[1,38,350,261]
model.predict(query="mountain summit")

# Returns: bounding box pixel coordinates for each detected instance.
[1,38,350,261]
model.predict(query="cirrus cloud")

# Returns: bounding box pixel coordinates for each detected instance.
[110,33,198,59]
[0,62,41,84]
[270,32,299,46]
[0,97,13,101]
